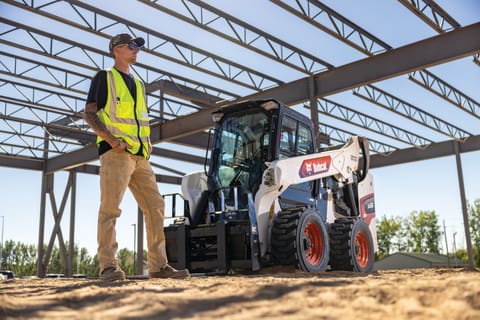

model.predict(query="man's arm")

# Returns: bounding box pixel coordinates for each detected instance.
[83,102,128,152]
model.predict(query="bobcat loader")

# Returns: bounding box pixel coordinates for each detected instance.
[164,99,376,274]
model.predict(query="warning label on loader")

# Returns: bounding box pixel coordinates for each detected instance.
[299,155,331,178]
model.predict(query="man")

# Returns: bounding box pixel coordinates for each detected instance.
[83,33,190,281]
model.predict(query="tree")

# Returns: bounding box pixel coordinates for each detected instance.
[0,241,138,278]
[468,199,480,266]
[376,215,403,259]
[453,248,468,266]
[77,247,95,275]
[1,241,37,276]
[406,210,441,253]
[376,210,442,257]
[117,248,134,275]
[46,246,63,274]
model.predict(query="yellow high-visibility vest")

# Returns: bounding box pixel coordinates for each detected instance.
[96,68,150,158]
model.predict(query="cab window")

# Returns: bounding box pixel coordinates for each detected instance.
[279,116,314,159]
[279,116,297,157]
[297,123,314,155]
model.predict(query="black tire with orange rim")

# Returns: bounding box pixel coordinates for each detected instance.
[329,218,374,272]
[271,207,330,272]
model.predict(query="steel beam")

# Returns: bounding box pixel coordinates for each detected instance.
[3,22,480,172]
[370,134,480,168]
[0,52,91,94]
[272,0,472,140]
[5,0,283,91]
[140,0,333,73]
[147,80,225,106]
[272,0,391,55]
[314,98,433,147]
[0,154,43,170]
[353,85,472,141]
[70,163,183,184]
[408,69,480,119]
[0,18,235,99]
[398,0,461,33]
[318,123,398,154]
[158,22,480,140]
[42,134,207,173]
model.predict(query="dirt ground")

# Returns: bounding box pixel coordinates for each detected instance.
[1,267,479,320]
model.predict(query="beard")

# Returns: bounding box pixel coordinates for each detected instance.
[128,55,138,64]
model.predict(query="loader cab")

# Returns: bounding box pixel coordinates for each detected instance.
[209,99,318,216]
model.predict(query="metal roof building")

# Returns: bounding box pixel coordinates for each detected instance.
[375,252,468,270]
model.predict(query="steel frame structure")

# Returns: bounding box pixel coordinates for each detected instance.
[1,0,479,276]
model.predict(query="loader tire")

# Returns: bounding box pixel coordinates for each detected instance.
[329,218,374,272]
[271,207,329,272]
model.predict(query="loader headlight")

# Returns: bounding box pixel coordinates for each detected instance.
[260,100,279,111]
[211,111,224,122]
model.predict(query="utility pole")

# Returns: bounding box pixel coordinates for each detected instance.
[132,223,136,275]
[443,220,450,268]
[0,216,4,269]
[453,232,458,267]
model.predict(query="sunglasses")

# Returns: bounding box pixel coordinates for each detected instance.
[116,42,141,50]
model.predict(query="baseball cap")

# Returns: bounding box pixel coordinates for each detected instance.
[109,33,145,53]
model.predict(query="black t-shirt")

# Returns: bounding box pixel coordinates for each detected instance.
[86,68,139,155]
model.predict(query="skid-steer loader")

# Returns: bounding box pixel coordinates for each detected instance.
[164,99,376,274]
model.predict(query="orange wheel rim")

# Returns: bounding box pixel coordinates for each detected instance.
[355,231,370,268]
[304,222,324,265]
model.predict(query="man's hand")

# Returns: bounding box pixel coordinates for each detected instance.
[110,140,132,153]
[148,141,153,154]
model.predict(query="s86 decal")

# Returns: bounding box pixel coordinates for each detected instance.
[360,194,375,225]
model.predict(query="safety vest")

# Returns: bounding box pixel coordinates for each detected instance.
[96,68,150,158]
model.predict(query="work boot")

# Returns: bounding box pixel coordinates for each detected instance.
[100,266,126,281]
[149,264,190,279]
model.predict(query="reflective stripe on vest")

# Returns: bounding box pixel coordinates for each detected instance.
[96,68,150,157]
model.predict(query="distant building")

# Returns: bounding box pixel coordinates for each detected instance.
[374,252,468,270]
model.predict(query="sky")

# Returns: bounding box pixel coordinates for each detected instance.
[0,0,479,257]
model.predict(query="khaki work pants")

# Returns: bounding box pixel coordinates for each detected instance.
[98,150,167,273]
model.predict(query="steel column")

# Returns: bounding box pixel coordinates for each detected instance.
[308,76,319,146]
[453,141,475,270]
[67,172,77,277]
[136,208,144,276]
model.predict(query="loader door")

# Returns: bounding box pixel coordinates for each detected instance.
[277,115,316,208]
[210,110,271,211]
